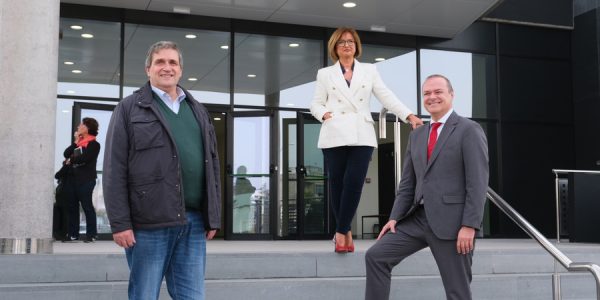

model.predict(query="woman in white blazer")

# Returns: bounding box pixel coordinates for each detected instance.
[310,27,423,253]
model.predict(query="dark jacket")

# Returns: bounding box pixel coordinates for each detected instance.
[63,141,100,184]
[103,82,221,233]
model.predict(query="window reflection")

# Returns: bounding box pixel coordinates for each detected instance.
[58,18,121,97]
[419,49,497,118]
[123,24,230,104]
[233,116,271,234]
[359,45,418,114]
[234,33,322,108]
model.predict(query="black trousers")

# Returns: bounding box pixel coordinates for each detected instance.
[323,145,374,234]
[64,177,97,237]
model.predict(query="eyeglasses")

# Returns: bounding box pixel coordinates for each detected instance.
[336,39,355,47]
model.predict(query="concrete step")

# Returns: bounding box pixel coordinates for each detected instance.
[1,239,599,299]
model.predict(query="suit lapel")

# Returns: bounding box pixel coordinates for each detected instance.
[350,60,366,97]
[415,125,430,171]
[425,112,459,173]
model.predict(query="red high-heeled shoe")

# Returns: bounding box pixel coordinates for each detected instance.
[333,236,348,253]
[346,242,355,253]
[335,244,348,253]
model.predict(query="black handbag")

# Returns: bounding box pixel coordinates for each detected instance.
[54,164,70,180]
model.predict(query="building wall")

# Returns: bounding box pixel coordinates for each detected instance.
[56,3,579,239]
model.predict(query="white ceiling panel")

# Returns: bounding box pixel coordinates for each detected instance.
[62,0,501,38]
[276,0,423,24]
[147,2,275,21]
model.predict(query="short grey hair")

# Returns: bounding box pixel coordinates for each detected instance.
[144,41,183,69]
[424,74,454,93]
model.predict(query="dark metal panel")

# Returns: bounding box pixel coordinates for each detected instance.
[484,0,574,28]
[418,21,496,54]
[498,24,571,60]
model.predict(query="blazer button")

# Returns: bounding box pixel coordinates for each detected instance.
[341,111,346,114]
[338,100,341,103]
[360,98,363,101]
[332,87,336,90]
[362,85,365,88]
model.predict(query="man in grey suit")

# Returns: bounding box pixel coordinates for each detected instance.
[365,74,489,300]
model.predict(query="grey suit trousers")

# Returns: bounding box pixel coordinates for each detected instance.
[364,207,473,300]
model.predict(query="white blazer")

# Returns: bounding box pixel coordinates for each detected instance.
[310,60,414,149]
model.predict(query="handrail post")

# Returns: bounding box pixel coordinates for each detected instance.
[379,108,402,191]
[554,171,562,300]
[379,108,388,139]
[393,116,401,189]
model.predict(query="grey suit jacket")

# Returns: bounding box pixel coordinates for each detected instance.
[390,111,489,240]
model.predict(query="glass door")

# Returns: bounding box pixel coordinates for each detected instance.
[228,111,274,239]
[70,102,115,240]
[280,112,330,239]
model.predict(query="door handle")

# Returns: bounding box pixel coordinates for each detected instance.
[298,165,306,176]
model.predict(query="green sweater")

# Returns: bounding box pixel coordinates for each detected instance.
[154,94,205,210]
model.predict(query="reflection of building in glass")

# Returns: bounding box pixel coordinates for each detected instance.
[283,165,326,235]
[252,184,270,234]
[233,171,256,234]
[305,165,324,177]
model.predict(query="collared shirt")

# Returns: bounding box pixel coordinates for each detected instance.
[151,85,186,114]
[428,108,454,142]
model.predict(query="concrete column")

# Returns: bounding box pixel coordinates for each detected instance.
[0,0,60,253]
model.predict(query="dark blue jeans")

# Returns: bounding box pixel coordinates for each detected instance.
[323,146,374,234]
[125,211,207,300]
[64,178,97,238]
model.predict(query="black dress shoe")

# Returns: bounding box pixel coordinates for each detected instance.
[62,235,79,242]
[84,235,97,243]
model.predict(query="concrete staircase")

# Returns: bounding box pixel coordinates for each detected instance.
[1,239,599,300]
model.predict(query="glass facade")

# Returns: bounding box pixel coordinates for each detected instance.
[58,18,120,98]
[123,24,230,104]
[419,49,498,119]
[233,33,322,108]
[56,9,499,240]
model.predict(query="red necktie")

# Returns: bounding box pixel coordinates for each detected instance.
[427,122,442,161]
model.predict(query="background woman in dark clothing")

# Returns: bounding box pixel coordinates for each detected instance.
[62,117,100,242]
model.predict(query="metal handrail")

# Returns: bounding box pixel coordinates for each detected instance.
[552,169,600,298]
[486,187,600,300]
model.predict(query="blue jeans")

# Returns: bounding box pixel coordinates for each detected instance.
[323,146,374,234]
[125,211,207,300]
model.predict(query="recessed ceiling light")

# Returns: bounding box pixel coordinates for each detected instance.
[72,70,82,74]
[81,33,94,39]
[213,117,222,121]
[64,61,74,65]
[185,34,197,39]
[370,25,387,32]
[70,25,83,30]
[375,57,385,62]
[220,45,229,50]
[66,90,76,94]
[287,103,295,106]
[221,112,226,115]
[343,2,357,8]
[173,6,191,14]
[247,74,257,78]
[188,77,198,81]
[62,110,70,113]
[289,43,300,48]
